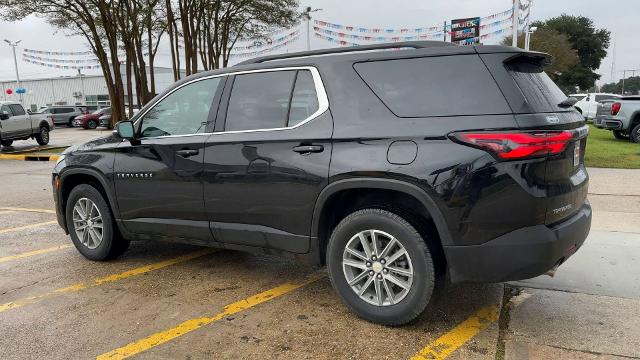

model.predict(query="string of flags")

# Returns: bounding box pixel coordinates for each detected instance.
[314,27,444,42]
[231,29,301,52]
[229,35,301,58]
[23,48,93,56]
[313,8,513,35]
[314,33,360,47]
[22,53,101,64]
[22,57,102,70]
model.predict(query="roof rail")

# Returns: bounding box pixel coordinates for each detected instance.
[236,41,455,65]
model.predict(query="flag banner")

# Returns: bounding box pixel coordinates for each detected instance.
[479,18,513,30]
[314,32,361,47]
[23,48,93,56]
[229,35,300,58]
[22,53,101,64]
[230,29,301,52]
[313,8,512,34]
[22,57,102,70]
[313,26,444,41]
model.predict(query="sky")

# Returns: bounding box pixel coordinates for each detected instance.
[0,0,637,86]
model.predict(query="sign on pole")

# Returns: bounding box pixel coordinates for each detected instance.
[450,17,480,45]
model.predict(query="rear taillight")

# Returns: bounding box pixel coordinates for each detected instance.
[611,102,621,115]
[450,131,574,160]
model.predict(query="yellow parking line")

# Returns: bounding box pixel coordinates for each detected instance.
[0,154,59,161]
[0,220,58,234]
[0,207,56,214]
[0,244,73,264]
[0,248,216,313]
[410,305,500,360]
[97,272,325,360]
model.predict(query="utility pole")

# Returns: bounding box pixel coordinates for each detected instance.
[512,0,519,47]
[302,6,322,51]
[4,39,22,103]
[77,69,86,105]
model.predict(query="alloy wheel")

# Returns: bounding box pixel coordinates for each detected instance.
[72,197,104,249]
[342,229,414,306]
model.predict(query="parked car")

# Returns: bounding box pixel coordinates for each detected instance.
[0,101,54,147]
[98,107,138,128]
[34,106,86,127]
[593,100,615,128]
[570,92,621,120]
[599,96,640,142]
[74,108,110,129]
[52,42,591,325]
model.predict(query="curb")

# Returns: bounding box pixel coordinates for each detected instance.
[0,153,60,161]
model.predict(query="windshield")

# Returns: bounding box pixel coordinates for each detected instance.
[570,95,586,101]
[91,109,103,115]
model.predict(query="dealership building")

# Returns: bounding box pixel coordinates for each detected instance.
[0,66,180,112]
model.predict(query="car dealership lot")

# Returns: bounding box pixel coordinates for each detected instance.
[1,129,640,359]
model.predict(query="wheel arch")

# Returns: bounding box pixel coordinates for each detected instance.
[311,178,452,270]
[59,168,120,231]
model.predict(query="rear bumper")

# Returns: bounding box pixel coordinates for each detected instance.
[444,202,592,283]
[600,118,623,130]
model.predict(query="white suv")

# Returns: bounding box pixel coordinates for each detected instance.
[570,93,620,120]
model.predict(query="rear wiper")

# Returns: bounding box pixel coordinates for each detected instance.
[558,96,578,108]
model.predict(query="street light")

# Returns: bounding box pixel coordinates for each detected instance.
[524,26,537,51]
[301,6,322,51]
[4,39,23,103]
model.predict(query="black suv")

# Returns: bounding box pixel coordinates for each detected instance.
[53,42,591,325]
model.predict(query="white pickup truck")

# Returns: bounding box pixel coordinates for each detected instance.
[598,96,640,143]
[0,101,54,147]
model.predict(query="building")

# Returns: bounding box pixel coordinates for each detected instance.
[0,66,182,112]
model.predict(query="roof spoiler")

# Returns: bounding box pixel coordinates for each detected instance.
[503,51,552,67]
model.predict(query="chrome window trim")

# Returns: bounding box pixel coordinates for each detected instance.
[134,66,328,139]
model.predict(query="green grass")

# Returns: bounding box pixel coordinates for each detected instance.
[585,124,640,169]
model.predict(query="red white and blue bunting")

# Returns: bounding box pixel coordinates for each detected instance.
[229,35,301,58]
[22,57,102,70]
[23,48,93,56]
[314,33,360,47]
[314,27,444,42]
[22,53,100,64]
[231,29,301,53]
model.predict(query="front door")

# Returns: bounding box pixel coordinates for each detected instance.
[203,67,332,253]
[1,104,29,138]
[114,76,225,243]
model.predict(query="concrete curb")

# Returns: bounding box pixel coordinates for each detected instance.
[0,153,60,161]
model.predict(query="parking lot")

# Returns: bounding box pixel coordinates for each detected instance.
[1,128,640,360]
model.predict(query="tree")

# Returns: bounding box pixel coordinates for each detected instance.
[601,76,640,95]
[502,28,579,81]
[532,15,610,93]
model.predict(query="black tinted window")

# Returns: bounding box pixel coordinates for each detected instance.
[288,71,319,127]
[9,104,25,115]
[506,59,567,112]
[140,77,221,137]
[226,71,296,131]
[354,55,510,117]
[595,95,617,102]
[57,108,73,113]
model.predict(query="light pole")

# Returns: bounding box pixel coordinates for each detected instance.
[511,0,519,47]
[302,6,322,51]
[4,39,22,103]
[524,26,537,51]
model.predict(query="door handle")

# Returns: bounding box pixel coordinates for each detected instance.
[292,144,324,154]
[176,149,199,158]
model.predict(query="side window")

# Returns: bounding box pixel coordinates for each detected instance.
[9,104,26,116]
[139,77,221,138]
[1,105,14,117]
[288,70,319,127]
[225,71,296,131]
[354,55,510,117]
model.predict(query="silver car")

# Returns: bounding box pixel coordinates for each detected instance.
[33,106,87,127]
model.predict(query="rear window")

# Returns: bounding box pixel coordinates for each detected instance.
[353,55,510,117]
[506,59,568,112]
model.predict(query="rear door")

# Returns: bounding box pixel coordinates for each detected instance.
[481,52,589,224]
[114,75,225,243]
[203,67,332,253]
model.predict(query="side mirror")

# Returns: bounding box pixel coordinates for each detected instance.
[113,121,135,140]
[0,111,9,120]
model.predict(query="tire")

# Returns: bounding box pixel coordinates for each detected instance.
[67,117,75,127]
[65,184,130,261]
[35,127,50,145]
[613,130,628,140]
[1,139,13,147]
[326,208,435,326]
[631,124,640,143]
[86,120,97,129]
